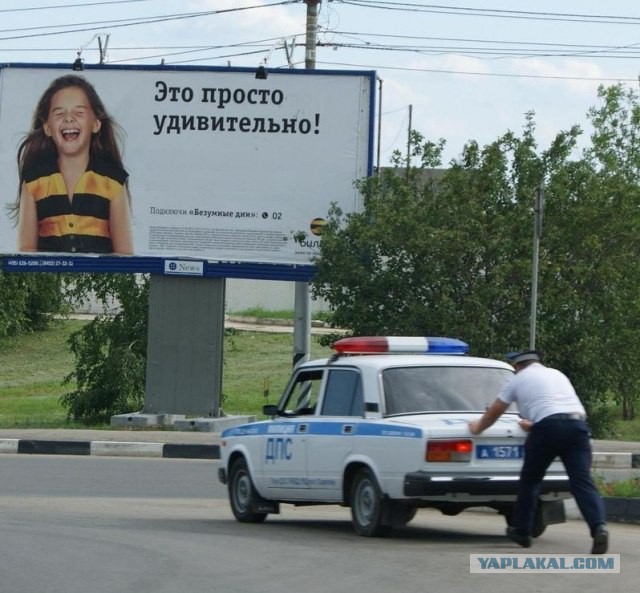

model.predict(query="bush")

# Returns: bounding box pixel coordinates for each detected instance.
[60,274,148,422]
[595,476,640,498]
[0,270,67,337]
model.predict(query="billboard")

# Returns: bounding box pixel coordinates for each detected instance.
[0,63,375,280]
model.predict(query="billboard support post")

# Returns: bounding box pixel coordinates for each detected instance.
[144,275,225,417]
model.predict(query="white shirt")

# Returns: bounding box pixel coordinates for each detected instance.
[497,362,586,423]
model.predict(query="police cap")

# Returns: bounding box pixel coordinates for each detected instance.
[506,350,543,365]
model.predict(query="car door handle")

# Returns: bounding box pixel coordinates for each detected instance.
[298,424,309,433]
[342,424,354,434]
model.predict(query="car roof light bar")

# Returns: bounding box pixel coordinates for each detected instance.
[331,336,469,355]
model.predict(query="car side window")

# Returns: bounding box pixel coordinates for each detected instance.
[282,369,323,415]
[320,369,363,417]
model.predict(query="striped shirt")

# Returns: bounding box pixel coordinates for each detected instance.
[24,159,128,254]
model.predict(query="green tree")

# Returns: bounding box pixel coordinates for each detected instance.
[0,269,67,337]
[539,84,640,423]
[312,88,639,437]
[312,117,568,356]
[60,273,149,422]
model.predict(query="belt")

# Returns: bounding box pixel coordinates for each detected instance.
[543,413,586,421]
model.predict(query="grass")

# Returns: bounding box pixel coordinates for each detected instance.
[0,318,333,429]
[0,319,86,428]
[222,329,333,414]
[595,476,640,498]
[611,414,640,442]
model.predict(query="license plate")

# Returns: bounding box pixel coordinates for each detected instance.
[476,444,524,459]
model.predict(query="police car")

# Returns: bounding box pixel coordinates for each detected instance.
[218,336,571,537]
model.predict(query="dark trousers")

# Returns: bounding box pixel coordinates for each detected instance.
[514,417,607,536]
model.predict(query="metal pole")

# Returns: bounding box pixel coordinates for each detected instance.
[98,34,109,64]
[406,104,413,172]
[376,77,383,174]
[529,185,544,350]
[294,1,320,368]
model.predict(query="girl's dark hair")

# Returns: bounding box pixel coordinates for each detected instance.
[9,74,125,220]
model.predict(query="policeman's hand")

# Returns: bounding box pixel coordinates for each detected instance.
[519,419,533,432]
[468,420,482,435]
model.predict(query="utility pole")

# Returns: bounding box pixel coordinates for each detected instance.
[529,184,544,350]
[304,0,320,69]
[293,0,320,368]
[406,104,413,173]
[376,77,383,173]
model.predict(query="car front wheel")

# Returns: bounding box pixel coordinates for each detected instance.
[228,457,268,523]
[350,467,392,537]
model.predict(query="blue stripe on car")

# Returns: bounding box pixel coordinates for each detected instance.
[222,422,422,439]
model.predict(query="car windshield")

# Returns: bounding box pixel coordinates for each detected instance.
[382,365,513,415]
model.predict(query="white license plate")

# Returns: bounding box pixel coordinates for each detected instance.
[476,444,524,459]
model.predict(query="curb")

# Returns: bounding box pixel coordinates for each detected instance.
[1,438,637,467]
[593,452,640,470]
[0,439,220,460]
[603,497,640,524]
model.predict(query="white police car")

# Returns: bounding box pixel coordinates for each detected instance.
[218,336,571,537]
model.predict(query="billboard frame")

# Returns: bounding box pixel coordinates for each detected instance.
[0,62,376,281]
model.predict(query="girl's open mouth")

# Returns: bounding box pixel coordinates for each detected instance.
[62,128,80,141]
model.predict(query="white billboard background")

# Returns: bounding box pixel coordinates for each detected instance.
[0,65,373,267]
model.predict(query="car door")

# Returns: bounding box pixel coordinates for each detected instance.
[260,367,324,500]
[304,367,364,501]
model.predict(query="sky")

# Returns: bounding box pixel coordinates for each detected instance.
[0,0,638,166]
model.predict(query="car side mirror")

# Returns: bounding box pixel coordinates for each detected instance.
[263,404,279,417]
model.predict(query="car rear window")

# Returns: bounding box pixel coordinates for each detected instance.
[382,366,513,415]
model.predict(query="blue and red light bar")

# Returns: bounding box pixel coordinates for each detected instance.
[331,336,469,355]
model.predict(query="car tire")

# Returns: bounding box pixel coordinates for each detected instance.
[532,511,547,538]
[350,467,392,537]
[502,505,547,538]
[228,457,268,523]
[388,503,417,527]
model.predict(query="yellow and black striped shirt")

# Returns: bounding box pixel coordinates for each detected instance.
[24,159,128,253]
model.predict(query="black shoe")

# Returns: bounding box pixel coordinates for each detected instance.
[591,525,609,555]
[506,526,532,548]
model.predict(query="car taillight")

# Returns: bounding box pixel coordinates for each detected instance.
[426,439,473,462]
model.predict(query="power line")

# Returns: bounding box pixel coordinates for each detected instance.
[338,1,640,25]
[0,1,297,42]
[0,36,303,66]
[327,30,640,53]
[319,40,640,60]
[3,39,638,68]
[317,59,638,83]
[108,36,303,65]
[0,1,637,76]
[0,0,154,13]
[4,31,639,62]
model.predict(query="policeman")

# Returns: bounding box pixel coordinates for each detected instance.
[468,350,609,554]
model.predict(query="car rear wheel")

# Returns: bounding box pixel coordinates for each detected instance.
[228,457,268,523]
[532,512,547,538]
[350,468,392,537]
[502,505,547,538]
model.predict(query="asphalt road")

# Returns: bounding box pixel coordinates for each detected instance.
[0,455,637,593]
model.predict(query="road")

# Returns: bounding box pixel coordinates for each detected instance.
[0,455,637,593]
